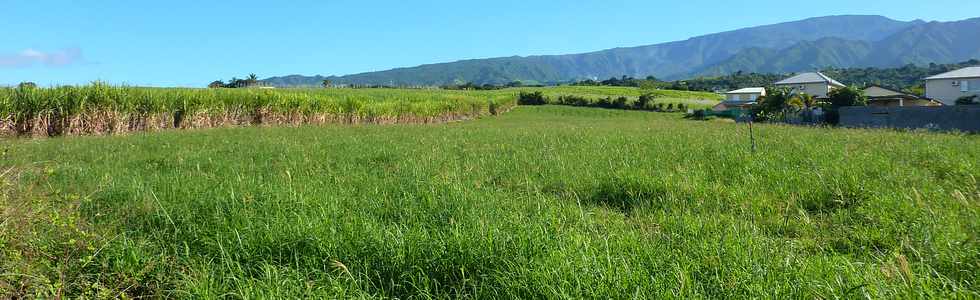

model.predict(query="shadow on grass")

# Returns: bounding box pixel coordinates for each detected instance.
[586,179,670,213]
[797,187,867,214]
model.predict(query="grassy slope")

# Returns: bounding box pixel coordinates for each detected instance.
[1,106,977,298]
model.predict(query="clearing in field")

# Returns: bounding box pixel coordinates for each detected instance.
[1,105,977,298]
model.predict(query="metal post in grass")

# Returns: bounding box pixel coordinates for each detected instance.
[747,112,757,153]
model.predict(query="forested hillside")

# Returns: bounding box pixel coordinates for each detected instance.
[263,16,980,87]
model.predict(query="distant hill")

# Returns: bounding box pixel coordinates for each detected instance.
[262,15,980,87]
[691,38,873,76]
[692,18,980,77]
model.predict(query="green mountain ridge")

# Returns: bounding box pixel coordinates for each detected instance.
[262,15,979,86]
[692,18,980,77]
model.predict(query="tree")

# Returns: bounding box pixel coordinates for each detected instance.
[752,88,800,121]
[247,73,259,87]
[956,95,978,105]
[322,79,332,88]
[788,93,816,110]
[827,86,868,108]
[208,80,226,88]
[518,92,547,105]
[638,80,658,91]
[824,86,868,124]
[636,94,655,110]
[758,89,791,114]
[17,82,37,89]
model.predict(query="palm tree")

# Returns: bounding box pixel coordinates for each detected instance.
[798,93,816,109]
[247,73,259,87]
[788,93,816,110]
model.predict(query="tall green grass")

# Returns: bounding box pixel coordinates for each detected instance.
[0,84,718,137]
[1,106,976,298]
[0,84,513,117]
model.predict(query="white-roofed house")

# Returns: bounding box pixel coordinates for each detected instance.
[712,87,766,112]
[724,87,766,101]
[774,72,846,99]
[924,67,980,105]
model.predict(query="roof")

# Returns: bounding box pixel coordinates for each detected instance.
[725,87,766,94]
[718,100,757,106]
[863,86,919,99]
[774,72,846,87]
[924,67,980,80]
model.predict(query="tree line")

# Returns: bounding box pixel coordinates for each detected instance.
[518,91,689,112]
[566,60,980,96]
[209,74,263,88]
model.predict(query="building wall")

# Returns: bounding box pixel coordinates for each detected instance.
[777,83,834,98]
[725,93,761,101]
[840,106,980,132]
[926,78,980,105]
[868,98,938,107]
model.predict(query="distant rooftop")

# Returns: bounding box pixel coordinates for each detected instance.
[863,85,919,99]
[774,72,845,87]
[725,87,766,94]
[924,67,980,80]
[720,100,757,105]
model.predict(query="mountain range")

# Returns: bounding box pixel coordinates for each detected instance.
[262,15,980,87]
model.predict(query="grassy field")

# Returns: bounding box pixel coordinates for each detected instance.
[2,106,977,298]
[0,84,719,137]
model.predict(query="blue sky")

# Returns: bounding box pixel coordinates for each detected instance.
[2,0,977,87]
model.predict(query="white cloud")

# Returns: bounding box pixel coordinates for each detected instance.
[0,48,83,68]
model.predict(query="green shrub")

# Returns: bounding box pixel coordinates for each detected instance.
[825,86,868,124]
[636,94,655,109]
[613,96,629,109]
[955,95,978,105]
[518,91,548,105]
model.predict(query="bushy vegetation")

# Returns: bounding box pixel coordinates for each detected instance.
[520,90,699,112]
[553,94,689,112]
[517,91,547,105]
[752,89,795,121]
[209,73,264,88]
[523,86,721,110]
[1,106,977,298]
[749,87,866,124]
[824,86,869,124]
[956,95,979,106]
